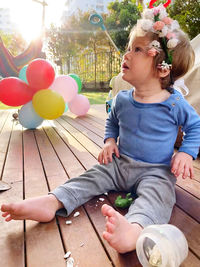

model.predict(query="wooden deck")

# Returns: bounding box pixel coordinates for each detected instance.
[0,105,200,267]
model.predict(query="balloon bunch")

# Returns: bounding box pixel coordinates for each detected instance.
[0,59,90,129]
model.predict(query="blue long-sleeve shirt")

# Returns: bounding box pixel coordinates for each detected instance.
[104,89,200,165]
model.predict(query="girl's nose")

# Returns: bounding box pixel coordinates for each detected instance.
[123,51,131,60]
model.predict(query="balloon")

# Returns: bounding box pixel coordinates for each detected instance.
[32,89,65,120]
[69,73,82,93]
[26,59,55,90]
[19,101,43,129]
[49,75,78,102]
[19,65,28,83]
[64,103,68,113]
[68,94,90,116]
[0,77,35,106]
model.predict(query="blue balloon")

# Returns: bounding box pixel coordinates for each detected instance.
[64,103,68,113]
[19,101,43,129]
[19,65,28,83]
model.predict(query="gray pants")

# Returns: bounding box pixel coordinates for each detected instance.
[51,154,176,228]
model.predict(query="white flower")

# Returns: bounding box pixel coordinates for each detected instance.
[159,61,172,70]
[143,9,154,20]
[148,40,162,54]
[158,25,168,37]
[140,19,154,32]
[158,5,168,20]
[170,20,180,31]
[167,38,179,48]
[135,23,147,37]
[150,40,161,48]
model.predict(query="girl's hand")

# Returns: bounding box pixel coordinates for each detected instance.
[98,138,119,165]
[171,152,194,179]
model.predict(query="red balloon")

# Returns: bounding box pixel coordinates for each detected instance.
[26,59,55,90]
[0,77,36,106]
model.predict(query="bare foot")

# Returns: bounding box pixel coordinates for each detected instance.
[1,194,63,222]
[101,204,143,253]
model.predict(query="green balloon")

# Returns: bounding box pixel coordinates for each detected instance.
[69,73,82,93]
[19,65,28,84]
[64,103,68,113]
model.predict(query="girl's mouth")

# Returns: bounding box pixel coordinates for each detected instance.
[121,62,129,71]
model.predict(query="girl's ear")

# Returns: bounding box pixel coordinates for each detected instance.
[158,67,171,78]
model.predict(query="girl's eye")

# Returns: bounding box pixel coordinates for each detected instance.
[134,47,142,52]
[125,47,142,53]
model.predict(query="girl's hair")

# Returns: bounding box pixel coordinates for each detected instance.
[129,27,195,89]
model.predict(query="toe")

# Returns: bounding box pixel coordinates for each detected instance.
[1,204,7,212]
[106,221,115,233]
[106,207,116,217]
[2,212,9,217]
[102,231,112,243]
[101,204,111,216]
[101,204,117,218]
[5,215,12,222]
[108,214,117,224]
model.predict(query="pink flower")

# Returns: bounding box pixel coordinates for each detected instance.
[153,7,160,16]
[166,32,176,39]
[147,48,158,57]
[162,17,173,25]
[153,21,165,31]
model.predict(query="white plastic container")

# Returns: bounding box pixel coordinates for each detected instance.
[136,224,188,267]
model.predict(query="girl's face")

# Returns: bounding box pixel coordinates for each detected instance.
[121,36,157,87]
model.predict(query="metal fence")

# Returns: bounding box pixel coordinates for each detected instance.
[62,51,121,90]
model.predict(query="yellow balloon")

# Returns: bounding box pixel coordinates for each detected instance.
[33,89,65,119]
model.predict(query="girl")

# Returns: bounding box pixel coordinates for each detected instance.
[1,4,200,254]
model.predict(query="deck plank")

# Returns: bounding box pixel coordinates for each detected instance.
[56,117,101,159]
[46,120,97,170]
[170,207,200,260]
[23,129,66,267]
[0,115,24,267]
[85,113,107,127]
[175,186,200,222]
[0,113,12,177]
[79,114,105,131]
[63,113,105,138]
[60,116,103,147]
[176,177,200,199]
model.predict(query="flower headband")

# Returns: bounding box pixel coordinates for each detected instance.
[138,0,180,70]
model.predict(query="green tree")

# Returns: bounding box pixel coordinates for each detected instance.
[105,0,141,52]
[168,0,200,39]
[46,24,76,72]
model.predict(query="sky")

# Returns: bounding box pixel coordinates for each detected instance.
[1,0,66,42]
